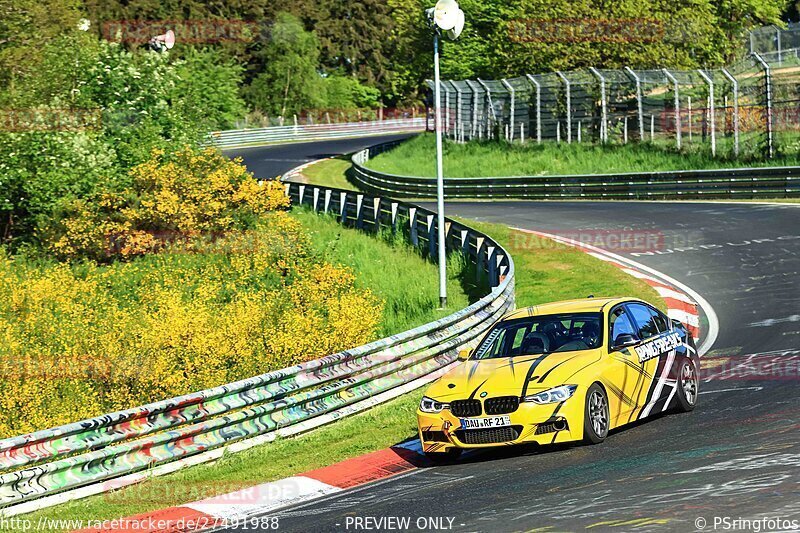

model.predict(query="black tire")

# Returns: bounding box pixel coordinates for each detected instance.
[583,383,610,444]
[675,357,699,412]
[424,448,462,463]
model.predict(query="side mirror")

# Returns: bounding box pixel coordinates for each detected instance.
[612,333,639,351]
[457,349,471,361]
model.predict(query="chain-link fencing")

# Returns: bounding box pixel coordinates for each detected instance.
[428,50,800,159]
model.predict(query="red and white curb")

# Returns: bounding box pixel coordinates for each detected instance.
[76,440,426,533]
[512,228,719,356]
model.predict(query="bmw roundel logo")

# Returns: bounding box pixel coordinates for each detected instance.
[480,392,488,398]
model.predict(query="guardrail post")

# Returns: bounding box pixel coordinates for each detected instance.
[409,207,419,245]
[697,69,716,157]
[476,236,485,279]
[284,183,291,198]
[721,68,740,157]
[501,79,515,142]
[372,198,382,230]
[460,229,469,256]
[427,214,437,258]
[391,201,399,231]
[497,253,507,281]
[313,188,320,211]
[356,194,364,228]
[752,52,774,158]
[487,245,498,287]
[339,192,348,223]
[324,189,332,213]
[663,69,681,149]
[525,74,542,144]
[589,67,607,143]
[624,67,645,142]
[298,185,306,205]
[556,71,572,143]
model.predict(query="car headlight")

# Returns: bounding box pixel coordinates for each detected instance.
[419,396,449,413]
[523,385,578,404]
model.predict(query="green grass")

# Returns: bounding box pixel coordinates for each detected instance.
[6,219,664,530]
[365,133,800,178]
[293,156,358,190]
[293,209,473,335]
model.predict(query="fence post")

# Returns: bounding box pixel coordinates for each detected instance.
[697,69,716,157]
[624,67,645,142]
[752,52,775,158]
[477,78,495,139]
[556,71,572,143]
[589,67,607,143]
[525,74,542,144]
[451,81,462,142]
[776,25,782,65]
[324,189,332,213]
[501,78,515,142]
[313,187,320,211]
[721,68,740,157]
[663,69,681,150]
[466,79,480,139]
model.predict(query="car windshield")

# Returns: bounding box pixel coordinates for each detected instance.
[472,313,603,360]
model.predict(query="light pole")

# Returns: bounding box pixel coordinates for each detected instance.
[427,0,464,308]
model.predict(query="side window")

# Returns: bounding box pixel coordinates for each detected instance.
[610,306,636,343]
[651,308,670,332]
[627,303,660,340]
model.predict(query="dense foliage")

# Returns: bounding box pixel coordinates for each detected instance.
[1,0,791,112]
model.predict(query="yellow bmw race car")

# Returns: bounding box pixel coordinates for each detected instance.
[417,297,699,459]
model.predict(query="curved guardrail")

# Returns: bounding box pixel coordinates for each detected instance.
[0,182,514,516]
[208,118,426,149]
[351,140,800,200]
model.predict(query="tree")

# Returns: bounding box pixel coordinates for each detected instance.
[244,13,324,117]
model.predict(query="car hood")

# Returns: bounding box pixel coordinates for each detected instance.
[425,349,602,400]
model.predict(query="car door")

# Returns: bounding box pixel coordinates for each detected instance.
[603,304,648,426]
[625,302,685,420]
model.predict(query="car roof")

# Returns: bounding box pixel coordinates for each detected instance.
[501,297,643,321]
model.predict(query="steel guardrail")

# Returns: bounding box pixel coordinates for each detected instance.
[350,141,800,200]
[208,119,427,149]
[0,182,515,515]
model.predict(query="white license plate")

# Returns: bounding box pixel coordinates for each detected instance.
[460,415,511,430]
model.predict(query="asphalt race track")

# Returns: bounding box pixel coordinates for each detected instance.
[225,139,800,532]
[224,133,413,180]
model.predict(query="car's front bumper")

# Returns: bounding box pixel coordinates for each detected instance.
[417,398,585,454]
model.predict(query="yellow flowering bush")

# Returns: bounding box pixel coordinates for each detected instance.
[0,213,383,437]
[41,146,289,261]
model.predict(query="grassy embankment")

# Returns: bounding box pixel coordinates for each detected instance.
[365,133,800,178]
[8,216,664,530]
